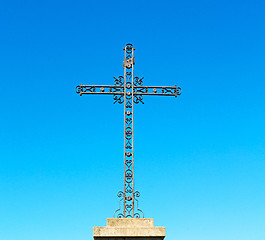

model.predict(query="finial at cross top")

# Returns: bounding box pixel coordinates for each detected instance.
[76,43,181,218]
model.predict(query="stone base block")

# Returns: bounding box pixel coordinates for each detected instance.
[94,218,165,240]
[95,238,163,240]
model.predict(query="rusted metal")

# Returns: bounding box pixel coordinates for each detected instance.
[75,43,181,218]
[76,85,181,97]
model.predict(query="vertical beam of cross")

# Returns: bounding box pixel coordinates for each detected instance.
[123,44,135,218]
[76,43,181,218]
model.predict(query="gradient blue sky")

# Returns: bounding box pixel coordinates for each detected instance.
[1,0,265,240]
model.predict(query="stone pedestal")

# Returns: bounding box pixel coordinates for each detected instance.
[93,218,165,240]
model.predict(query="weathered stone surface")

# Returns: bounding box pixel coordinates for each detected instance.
[93,218,165,239]
[107,218,154,228]
[94,238,163,240]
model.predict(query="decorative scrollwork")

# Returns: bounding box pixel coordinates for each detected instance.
[162,87,175,94]
[177,86,182,95]
[114,76,124,86]
[110,86,124,93]
[114,190,144,218]
[125,43,134,54]
[83,86,95,92]
[134,77,144,86]
[134,191,144,218]
[113,76,124,104]
[113,95,124,104]
[125,97,132,108]
[133,77,144,104]
[134,191,140,198]
[76,86,81,94]
[124,53,134,218]
[75,85,124,96]
[113,191,125,218]
[135,87,148,93]
[134,95,144,104]
[125,118,132,125]
[125,141,132,150]
[76,44,182,219]
[133,85,181,97]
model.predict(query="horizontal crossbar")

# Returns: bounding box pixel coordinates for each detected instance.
[76,84,182,97]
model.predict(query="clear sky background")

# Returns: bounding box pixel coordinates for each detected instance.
[0,0,265,240]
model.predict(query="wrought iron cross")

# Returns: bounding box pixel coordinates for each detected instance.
[76,43,181,218]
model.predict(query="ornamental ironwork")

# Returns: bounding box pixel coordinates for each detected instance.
[76,43,181,218]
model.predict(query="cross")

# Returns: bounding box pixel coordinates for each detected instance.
[76,43,181,218]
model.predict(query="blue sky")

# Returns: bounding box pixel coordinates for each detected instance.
[0,0,265,239]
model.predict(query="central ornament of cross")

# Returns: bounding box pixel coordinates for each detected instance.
[76,44,181,218]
